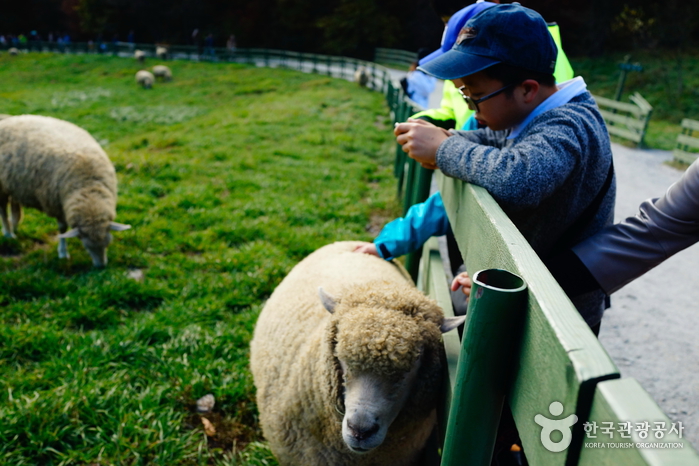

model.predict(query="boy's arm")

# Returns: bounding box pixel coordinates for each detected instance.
[435,117,579,209]
[411,89,457,129]
[374,192,451,260]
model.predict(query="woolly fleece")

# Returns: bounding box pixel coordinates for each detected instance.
[250,241,446,466]
[135,70,154,89]
[0,115,118,250]
[152,65,172,81]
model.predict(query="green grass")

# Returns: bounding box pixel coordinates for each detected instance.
[0,53,400,465]
[571,49,699,150]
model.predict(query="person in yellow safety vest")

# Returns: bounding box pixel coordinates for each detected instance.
[412,2,574,130]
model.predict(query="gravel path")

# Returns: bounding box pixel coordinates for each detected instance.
[600,144,699,449]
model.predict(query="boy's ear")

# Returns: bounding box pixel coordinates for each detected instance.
[519,79,541,104]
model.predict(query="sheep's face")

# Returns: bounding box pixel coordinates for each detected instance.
[339,350,423,454]
[79,222,113,267]
[59,221,131,267]
[333,304,431,454]
[318,286,464,454]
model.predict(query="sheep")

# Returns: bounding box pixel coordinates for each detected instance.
[0,115,131,267]
[155,46,168,60]
[135,70,154,89]
[152,65,172,82]
[250,241,465,466]
[134,49,146,63]
[354,66,370,87]
[8,47,19,56]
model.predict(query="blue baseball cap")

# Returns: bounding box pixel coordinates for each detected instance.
[419,2,498,66]
[418,4,557,80]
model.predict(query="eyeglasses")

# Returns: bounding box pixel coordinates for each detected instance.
[458,83,515,113]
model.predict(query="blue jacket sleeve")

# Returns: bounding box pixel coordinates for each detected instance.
[374,192,450,260]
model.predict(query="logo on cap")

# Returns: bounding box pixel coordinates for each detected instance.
[457,27,477,44]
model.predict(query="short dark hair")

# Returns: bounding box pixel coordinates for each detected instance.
[483,63,556,95]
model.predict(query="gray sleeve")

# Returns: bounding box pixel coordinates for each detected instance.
[573,160,699,295]
[436,120,577,210]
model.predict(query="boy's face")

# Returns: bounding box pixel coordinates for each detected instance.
[455,70,530,132]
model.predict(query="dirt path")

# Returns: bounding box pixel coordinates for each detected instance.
[600,143,699,449]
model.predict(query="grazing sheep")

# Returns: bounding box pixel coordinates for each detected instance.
[135,70,154,89]
[134,49,146,63]
[250,241,464,466]
[8,47,19,56]
[0,115,131,267]
[155,46,168,60]
[354,66,370,87]
[152,65,172,82]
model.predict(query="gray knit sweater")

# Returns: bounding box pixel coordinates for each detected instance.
[435,92,615,326]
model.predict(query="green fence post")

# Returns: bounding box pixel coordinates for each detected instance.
[404,165,434,280]
[440,269,528,466]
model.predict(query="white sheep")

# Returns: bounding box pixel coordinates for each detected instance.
[354,66,370,87]
[8,47,19,56]
[0,115,131,267]
[250,241,464,465]
[135,70,154,89]
[134,49,146,63]
[155,46,168,60]
[152,65,172,82]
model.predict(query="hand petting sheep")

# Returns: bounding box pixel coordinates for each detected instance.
[135,70,154,89]
[250,241,464,466]
[0,115,131,267]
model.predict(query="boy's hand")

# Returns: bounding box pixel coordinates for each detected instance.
[451,271,473,297]
[394,119,451,166]
[353,242,380,257]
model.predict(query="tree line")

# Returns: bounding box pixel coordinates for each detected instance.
[3,0,698,58]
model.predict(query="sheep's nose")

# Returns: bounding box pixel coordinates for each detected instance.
[347,421,379,441]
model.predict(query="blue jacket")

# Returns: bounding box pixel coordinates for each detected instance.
[375,192,449,260]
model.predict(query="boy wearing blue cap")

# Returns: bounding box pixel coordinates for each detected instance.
[356,4,615,329]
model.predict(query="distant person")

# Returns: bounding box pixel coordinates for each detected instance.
[192,28,202,54]
[226,34,237,57]
[205,33,214,56]
[400,48,437,108]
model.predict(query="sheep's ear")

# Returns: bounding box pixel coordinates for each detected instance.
[440,316,466,333]
[318,287,337,314]
[109,222,132,231]
[58,228,80,239]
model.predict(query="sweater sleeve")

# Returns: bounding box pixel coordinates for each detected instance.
[436,116,579,211]
[374,192,450,260]
[572,159,699,295]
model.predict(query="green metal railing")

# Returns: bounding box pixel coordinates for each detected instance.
[416,172,699,466]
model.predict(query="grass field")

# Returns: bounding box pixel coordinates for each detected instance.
[0,53,400,465]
